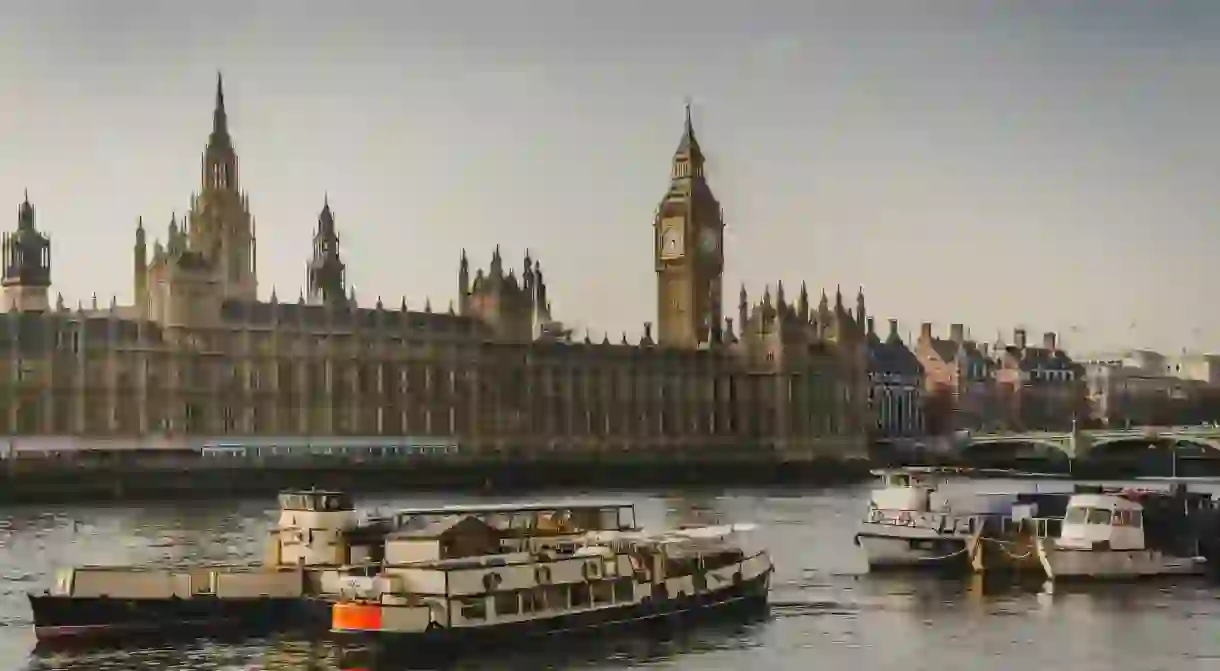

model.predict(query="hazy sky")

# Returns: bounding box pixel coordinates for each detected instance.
[2,1,1219,353]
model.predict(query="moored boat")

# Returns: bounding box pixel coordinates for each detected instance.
[28,490,643,645]
[328,519,772,660]
[855,467,1051,570]
[1035,487,1219,581]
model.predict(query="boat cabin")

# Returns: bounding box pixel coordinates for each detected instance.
[271,489,364,567]
[385,515,503,564]
[1058,493,1144,551]
[268,494,640,573]
[390,501,638,553]
[869,468,951,512]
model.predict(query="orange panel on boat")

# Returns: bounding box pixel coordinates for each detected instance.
[332,602,383,631]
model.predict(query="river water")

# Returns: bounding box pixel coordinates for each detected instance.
[4,481,1220,670]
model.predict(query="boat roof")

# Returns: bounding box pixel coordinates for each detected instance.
[279,488,349,497]
[869,467,1071,479]
[1068,492,1144,508]
[388,515,499,540]
[392,500,635,516]
[870,466,965,476]
[583,523,757,546]
[1135,476,1220,483]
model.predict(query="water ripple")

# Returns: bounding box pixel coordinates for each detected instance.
[5,482,1220,669]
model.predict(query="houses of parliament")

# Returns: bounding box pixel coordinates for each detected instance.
[0,75,877,461]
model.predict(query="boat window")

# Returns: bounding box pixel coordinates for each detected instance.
[618,506,636,530]
[509,513,535,530]
[570,583,591,608]
[592,580,614,605]
[599,508,619,530]
[1086,508,1113,525]
[1129,511,1143,528]
[522,588,545,613]
[542,584,567,610]
[493,591,519,616]
[613,578,634,603]
[1064,507,1088,524]
[459,598,486,621]
[485,513,512,529]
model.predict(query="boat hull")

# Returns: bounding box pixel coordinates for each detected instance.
[1036,540,1207,581]
[856,525,971,570]
[27,593,332,645]
[337,569,772,661]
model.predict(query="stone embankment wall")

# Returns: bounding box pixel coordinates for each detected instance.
[0,457,874,505]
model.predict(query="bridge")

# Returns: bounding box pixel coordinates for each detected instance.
[963,426,1220,460]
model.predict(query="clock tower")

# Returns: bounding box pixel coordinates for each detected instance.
[655,104,724,348]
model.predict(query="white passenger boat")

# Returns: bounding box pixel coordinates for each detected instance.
[855,468,1039,570]
[29,491,645,644]
[329,517,772,659]
[1035,491,1208,581]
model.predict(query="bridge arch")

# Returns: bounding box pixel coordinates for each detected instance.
[961,437,1073,459]
[1089,435,1220,456]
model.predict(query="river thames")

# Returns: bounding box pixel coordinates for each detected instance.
[4,480,1220,669]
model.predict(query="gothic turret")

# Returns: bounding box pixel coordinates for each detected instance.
[464,246,554,342]
[2,191,51,312]
[306,195,347,307]
[133,217,147,315]
[204,71,236,189]
[458,249,470,312]
[187,71,257,301]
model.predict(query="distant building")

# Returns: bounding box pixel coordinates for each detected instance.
[915,323,997,433]
[1080,349,1220,427]
[992,329,1085,431]
[865,318,924,437]
[0,78,868,462]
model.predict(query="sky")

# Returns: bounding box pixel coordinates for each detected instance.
[1,0,1219,353]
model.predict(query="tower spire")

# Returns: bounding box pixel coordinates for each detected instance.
[675,99,702,160]
[212,70,228,142]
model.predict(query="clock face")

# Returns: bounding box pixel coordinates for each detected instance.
[699,228,719,255]
[659,224,684,259]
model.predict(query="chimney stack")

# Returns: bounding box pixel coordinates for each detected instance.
[888,319,899,340]
[1043,331,1057,351]
[1014,328,1027,349]
[867,317,876,336]
[950,323,965,343]
[643,322,653,341]
[920,322,932,341]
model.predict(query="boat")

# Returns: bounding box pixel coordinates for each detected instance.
[1035,486,1220,581]
[854,467,1058,570]
[328,518,772,660]
[28,490,642,644]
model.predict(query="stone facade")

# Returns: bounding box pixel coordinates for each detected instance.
[865,318,924,437]
[1080,350,1220,427]
[915,323,997,432]
[912,323,1087,433]
[991,328,1086,431]
[0,76,868,461]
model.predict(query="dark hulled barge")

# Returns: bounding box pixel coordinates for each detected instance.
[28,489,644,645]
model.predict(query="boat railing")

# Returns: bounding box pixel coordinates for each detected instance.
[866,508,995,536]
[1000,516,1062,539]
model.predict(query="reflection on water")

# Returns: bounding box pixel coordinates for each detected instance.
[6,482,1220,669]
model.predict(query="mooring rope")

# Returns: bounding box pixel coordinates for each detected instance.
[978,536,1034,560]
[915,545,971,562]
